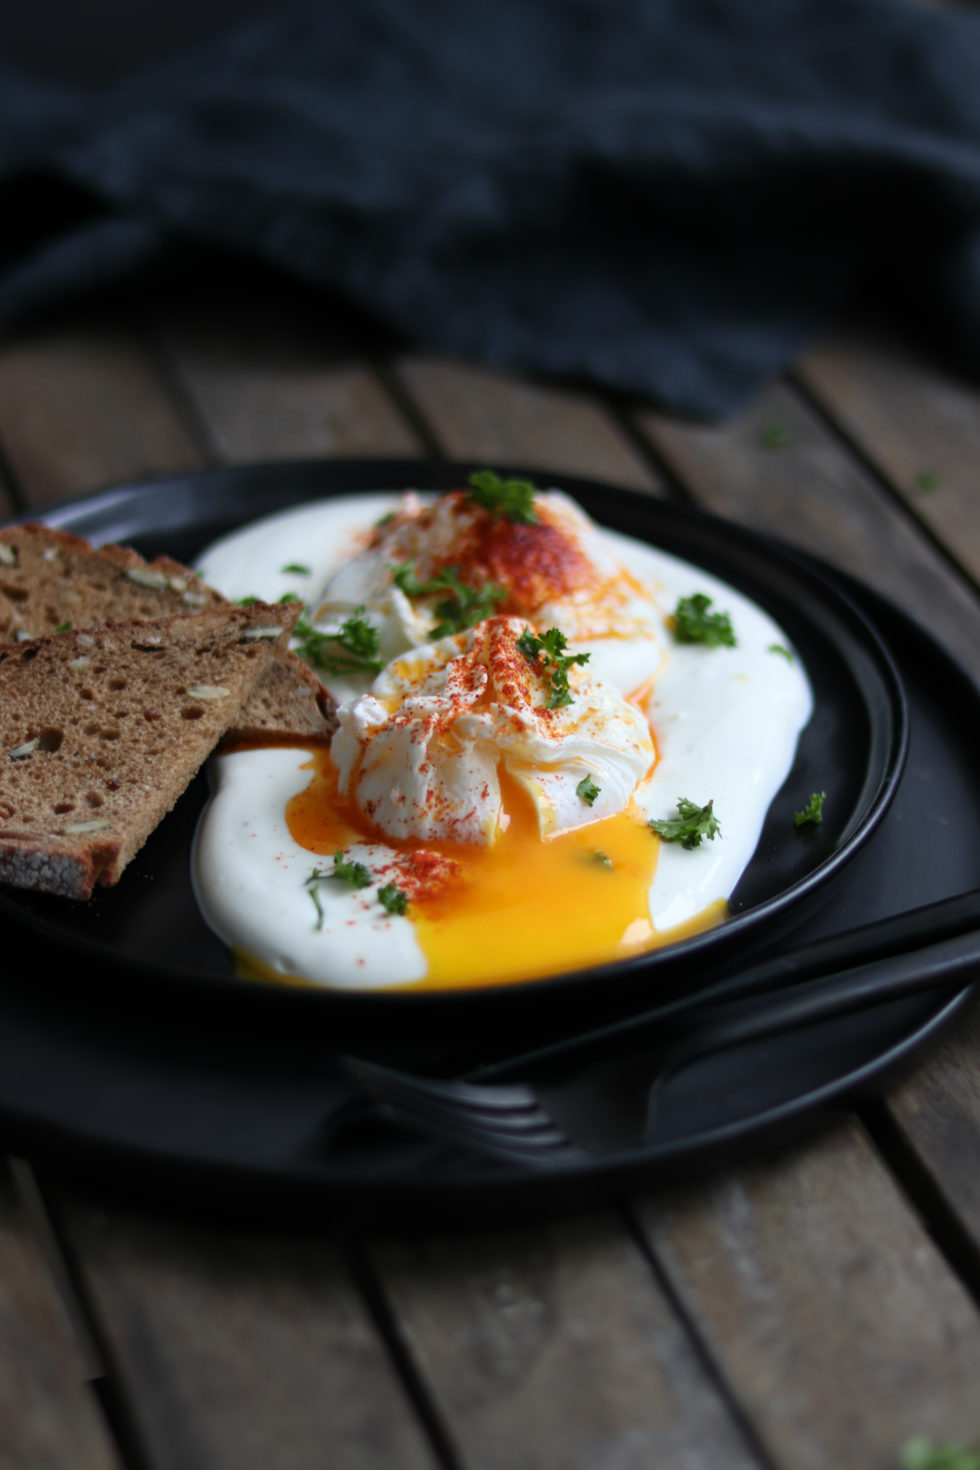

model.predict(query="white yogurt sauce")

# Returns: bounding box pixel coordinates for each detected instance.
[193,493,812,991]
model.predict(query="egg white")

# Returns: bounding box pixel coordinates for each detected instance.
[193,494,813,990]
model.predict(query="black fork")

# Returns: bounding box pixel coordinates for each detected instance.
[333,914,980,1165]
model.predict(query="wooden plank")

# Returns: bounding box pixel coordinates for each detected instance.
[0,318,201,508]
[371,1215,763,1470]
[0,1162,119,1470]
[396,356,663,492]
[62,1201,438,1470]
[633,381,980,683]
[798,323,980,586]
[158,293,420,463]
[637,1122,980,1469]
[885,999,980,1250]
[0,464,14,519]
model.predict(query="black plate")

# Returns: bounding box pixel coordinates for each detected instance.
[0,461,976,1225]
[3,459,906,1042]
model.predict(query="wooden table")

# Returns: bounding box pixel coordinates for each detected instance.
[2,277,980,1470]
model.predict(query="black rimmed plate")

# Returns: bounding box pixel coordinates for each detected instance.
[4,461,980,1224]
[3,459,907,1044]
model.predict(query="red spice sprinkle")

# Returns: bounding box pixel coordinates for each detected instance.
[378,491,601,617]
[371,847,461,902]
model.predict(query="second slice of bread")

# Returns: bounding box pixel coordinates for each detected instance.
[0,601,299,899]
[0,523,337,746]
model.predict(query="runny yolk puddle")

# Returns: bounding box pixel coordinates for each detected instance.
[283,749,725,990]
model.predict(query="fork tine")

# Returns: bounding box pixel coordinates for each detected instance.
[364,1090,560,1141]
[364,1094,572,1159]
[346,1061,562,1140]
[345,1059,540,1115]
[404,1113,573,1159]
[341,1057,578,1161]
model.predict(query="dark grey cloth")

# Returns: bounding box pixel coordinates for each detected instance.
[2,0,980,417]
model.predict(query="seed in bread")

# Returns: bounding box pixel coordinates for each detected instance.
[0,601,299,899]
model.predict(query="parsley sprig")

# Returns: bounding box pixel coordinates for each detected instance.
[649,797,721,850]
[902,1439,980,1470]
[305,855,409,929]
[466,469,539,525]
[391,562,506,638]
[378,882,409,916]
[794,791,826,828]
[304,867,331,930]
[330,851,372,888]
[303,853,372,930]
[672,593,737,648]
[760,418,791,450]
[517,626,590,709]
[294,606,384,677]
[577,775,600,806]
[237,591,384,677]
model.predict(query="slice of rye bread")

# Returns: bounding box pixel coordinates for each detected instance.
[0,600,300,899]
[0,523,337,745]
[224,651,337,746]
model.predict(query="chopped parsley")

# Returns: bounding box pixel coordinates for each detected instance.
[768,642,794,662]
[294,607,384,677]
[304,868,329,930]
[590,850,613,870]
[577,775,601,806]
[281,562,311,575]
[235,588,383,677]
[913,469,942,494]
[305,860,409,928]
[649,797,721,850]
[391,562,506,637]
[517,626,590,709]
[760,418,791,449]
[305,851,372,926]
[671,593,737,648]
[466,468,539,524]
[330,850,372,889]
[902,1439,980,1470]
[390,564,434,599]
[794,791,826,828]
[378,882,409,916]
[53,620,73,633]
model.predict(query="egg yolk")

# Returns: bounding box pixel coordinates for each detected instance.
[285,750,724,990]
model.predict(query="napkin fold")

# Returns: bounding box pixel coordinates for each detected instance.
[2,0,980,417]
